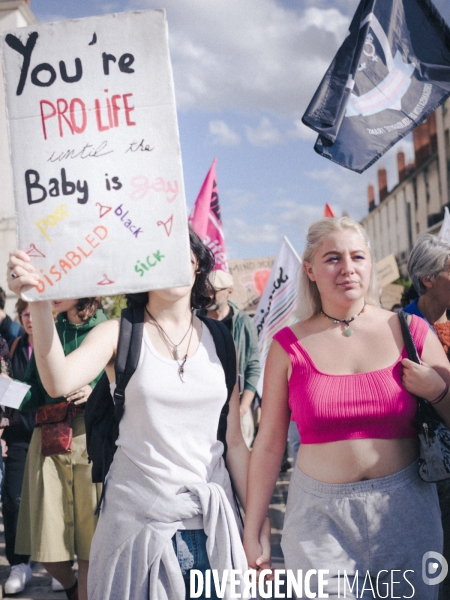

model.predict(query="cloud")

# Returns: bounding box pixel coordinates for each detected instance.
[245,117,284,147]
[223,194,325,257]
[224,189,258,210]
[307,167,367,219]
[288,119,318,141]
[208,120,241,146]
[244,115,317,147]
[128,0,350,115]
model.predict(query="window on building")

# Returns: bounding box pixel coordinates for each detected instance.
[416,222,420,234]
[413,180,418,211]
[424,168,430,204]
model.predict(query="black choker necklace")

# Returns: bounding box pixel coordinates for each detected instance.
[321,303,366,337]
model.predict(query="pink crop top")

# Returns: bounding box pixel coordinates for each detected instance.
[273,315,429,444]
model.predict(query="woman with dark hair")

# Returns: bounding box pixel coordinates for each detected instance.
[12,296,107,600]
[1,299,35,595]
[7,229,269,600]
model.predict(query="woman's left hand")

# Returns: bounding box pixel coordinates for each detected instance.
[256,516,273,577]
[401,358,447,402]
[65,384,92,405]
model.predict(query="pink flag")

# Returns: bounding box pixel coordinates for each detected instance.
[189,158,228,271]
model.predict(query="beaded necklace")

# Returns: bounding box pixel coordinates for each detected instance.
[320,303,366,337]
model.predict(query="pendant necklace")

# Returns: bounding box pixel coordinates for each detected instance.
[145,307,194,381]
[320,303,366,337]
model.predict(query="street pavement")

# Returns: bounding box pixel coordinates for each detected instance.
[0,466,291,598]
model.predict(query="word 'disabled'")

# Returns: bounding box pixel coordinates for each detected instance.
[35,225,108,293]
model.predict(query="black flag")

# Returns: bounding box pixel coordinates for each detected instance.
[302,0,450,173]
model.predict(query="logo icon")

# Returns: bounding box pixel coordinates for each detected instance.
[423,551,448,585]
[346,13,416,118]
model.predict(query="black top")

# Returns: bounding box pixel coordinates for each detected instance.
[5,334,35,446]
[221,304,234,332]
[0,315,23,349]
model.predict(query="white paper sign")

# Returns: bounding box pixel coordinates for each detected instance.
[1,10,191,301]
[0,378,30,409]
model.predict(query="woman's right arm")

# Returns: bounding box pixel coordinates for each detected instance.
[243,340,291,569]
[8,251,119,396]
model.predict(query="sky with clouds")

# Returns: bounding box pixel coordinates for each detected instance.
[29,0,450,259]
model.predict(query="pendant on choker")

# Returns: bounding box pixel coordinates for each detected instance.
[321,303,365,337]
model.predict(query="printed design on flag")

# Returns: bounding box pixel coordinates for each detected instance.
[253,238,301,395]
[189,158,229,272]
[256,267,298,362]
[210,179,221,222]
[346,14,415,118]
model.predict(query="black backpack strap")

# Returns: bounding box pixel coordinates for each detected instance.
[198,315,243,526]
[398,311,421,364]
[197,315,237,457]
[113,306,145,422]
[96,306,145,514]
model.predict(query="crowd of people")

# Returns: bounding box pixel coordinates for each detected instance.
[0,218,449,599]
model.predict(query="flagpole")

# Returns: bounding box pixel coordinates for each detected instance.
[283,236,302,262]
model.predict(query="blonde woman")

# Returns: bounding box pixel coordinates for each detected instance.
[245,217,450,599]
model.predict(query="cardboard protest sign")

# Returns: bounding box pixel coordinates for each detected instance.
[1,10,191,301]
[380,283,403,311]
[228,257,274,313]
[376,254,400,289]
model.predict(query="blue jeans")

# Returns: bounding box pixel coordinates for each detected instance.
[172,529,218,600]
[287,421,300,463]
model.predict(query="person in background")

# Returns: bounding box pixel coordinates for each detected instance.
[403,233,450,600]
[287,421,300,465]
[13,297,106,600]
[2,299,35,595]
[401,283,419,308]
[200,270,260,448]
[0,332,11,473]
[0,287,23,348]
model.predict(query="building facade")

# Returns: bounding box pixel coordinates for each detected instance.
[361,105,450,277]
[0,0,36,313]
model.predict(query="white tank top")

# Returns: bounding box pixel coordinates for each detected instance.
[115,323,228,529]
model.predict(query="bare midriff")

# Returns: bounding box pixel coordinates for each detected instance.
[297,437,419,483]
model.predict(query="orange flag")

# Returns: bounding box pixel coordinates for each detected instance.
[324,203,335,218]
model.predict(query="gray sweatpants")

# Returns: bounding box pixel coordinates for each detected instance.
[281,461,443,599]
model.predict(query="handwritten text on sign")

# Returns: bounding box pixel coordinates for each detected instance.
[1,10,191,300]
